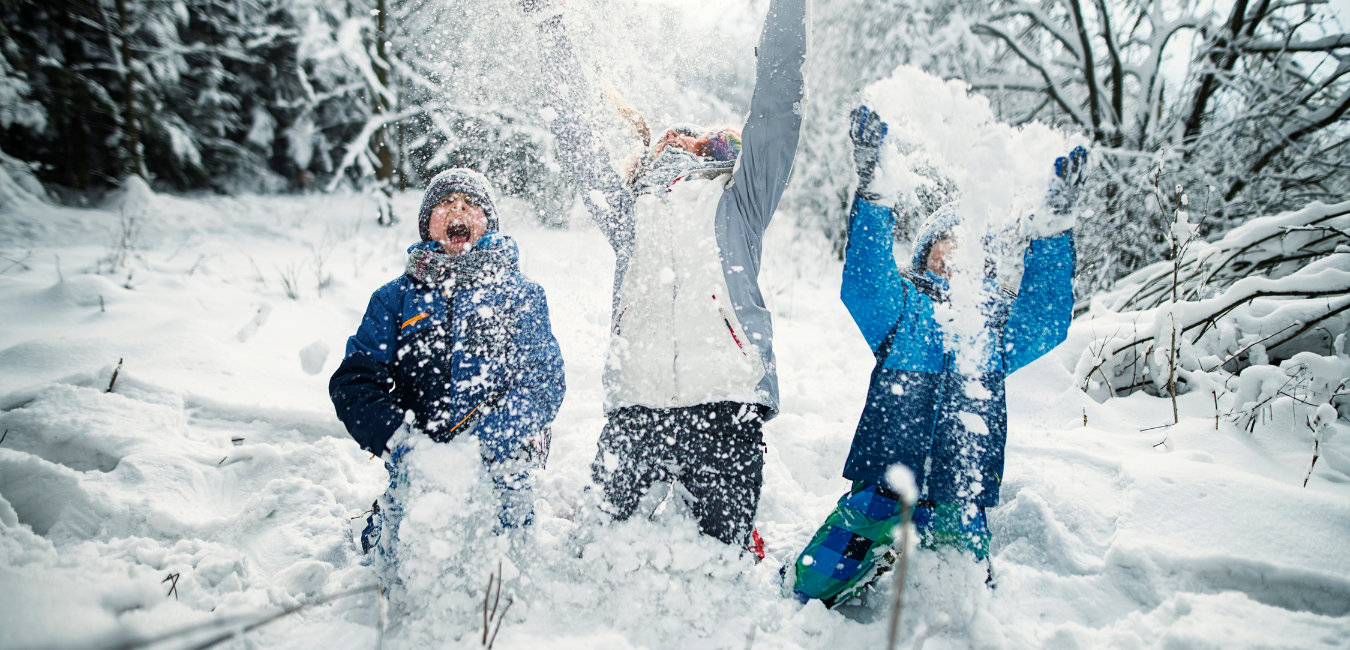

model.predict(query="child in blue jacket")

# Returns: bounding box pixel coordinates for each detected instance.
[329,169,566,570]
[788,107,1086,606]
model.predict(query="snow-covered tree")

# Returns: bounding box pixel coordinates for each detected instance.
[967,0,1350,294]
[0,39,46,134]
[779,0,1347,300]
[1,0,125,190]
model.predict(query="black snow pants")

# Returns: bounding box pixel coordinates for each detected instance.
[591,401,768,547]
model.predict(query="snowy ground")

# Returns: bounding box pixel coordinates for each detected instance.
[2,186,1349,650]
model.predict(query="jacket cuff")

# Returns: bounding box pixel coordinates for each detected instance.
[848,192,893,232]
[355,417,402,456]
[1030,229,1074,247]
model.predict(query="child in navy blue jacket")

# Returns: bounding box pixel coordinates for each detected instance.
[329,169,566,568]
[788,107,1086,606]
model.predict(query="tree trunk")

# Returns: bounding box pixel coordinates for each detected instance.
[373,0,396,225]
[395,0,406,192]
[114,0,146,180]
[1094,0,1124,147]
[397,119,406,191]
[1181,0,1259,154]
[1066,0,1102,142]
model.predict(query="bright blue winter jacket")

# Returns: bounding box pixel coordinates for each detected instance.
[329,234,565,462]
[840,195,1074,507]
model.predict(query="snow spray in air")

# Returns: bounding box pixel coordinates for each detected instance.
[861,65,1084,501]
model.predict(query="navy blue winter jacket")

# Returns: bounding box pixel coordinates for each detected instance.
[840,195,1074,507]
[329,234,565,462]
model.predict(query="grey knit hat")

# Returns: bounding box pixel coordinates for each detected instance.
[417,168,500,242]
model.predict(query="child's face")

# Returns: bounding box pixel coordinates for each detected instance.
[927,236,957,279]
[428,193,488,255]
[653,128,708,158]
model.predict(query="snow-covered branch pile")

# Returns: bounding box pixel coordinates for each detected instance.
[1072,199,1350,430]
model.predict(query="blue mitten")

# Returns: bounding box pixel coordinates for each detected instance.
[1028,146,1088,238]
[850,105,888,202]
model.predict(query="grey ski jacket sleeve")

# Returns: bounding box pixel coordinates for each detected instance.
[531,0,808,257]
[712,0,807,416]
[726,0,809,239]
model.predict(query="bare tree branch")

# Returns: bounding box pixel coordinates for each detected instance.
[986,1,1082,56]
[1296,58,1350,106]
[971,22,1091,127]
[970,78,1048,92]
[1240,33,1350,52]
[1227,84,1350,201]
[1183,0,1254,148]
[1013,96,1054,125]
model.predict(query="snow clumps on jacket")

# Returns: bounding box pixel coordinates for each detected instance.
[330,200,564,463]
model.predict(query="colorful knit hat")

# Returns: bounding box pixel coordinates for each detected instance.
[417,168,499,242]
[650,124,741,161]
[665,123,703,139]
[703,128,742,162]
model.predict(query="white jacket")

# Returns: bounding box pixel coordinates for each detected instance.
[606,172,767,410]
[537,0,808,415]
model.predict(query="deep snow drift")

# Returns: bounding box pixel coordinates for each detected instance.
[2,188,1350,648]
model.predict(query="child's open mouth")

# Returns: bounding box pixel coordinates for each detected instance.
[445,223,472,245]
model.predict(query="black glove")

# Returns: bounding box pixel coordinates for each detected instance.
[1025,146,1088,238]
[849,105,888,202]
[1046,145,1088,216]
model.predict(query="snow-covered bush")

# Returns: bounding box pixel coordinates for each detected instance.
[0,148,46,208]
[1072,199,1350,429]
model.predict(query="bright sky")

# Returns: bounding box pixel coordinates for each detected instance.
[1330,0,1350,24]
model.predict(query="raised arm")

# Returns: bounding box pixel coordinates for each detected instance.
[1004,233,1075,373]
[528,6,633,253]
[725,0,809,236]
[842,194,913,351]
[839,106,913,351]
[1004,147,1087,373]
